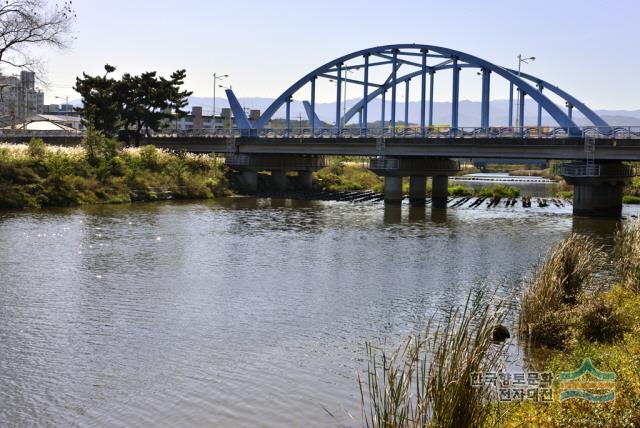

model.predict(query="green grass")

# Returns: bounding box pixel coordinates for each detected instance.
[557,190,573,199]
[474,184,520,199]
[359,288,508,428]
[623,195,640,204]
[0,134,230,209]
[355,225,640,426]
[448,185,473,197]
[498,286,640,427]
[314,161,383,192]
[315,162,520,200]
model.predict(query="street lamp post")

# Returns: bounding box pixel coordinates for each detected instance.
[515,54,535,131]
[330,68,354,129]
[54,96,69,113]
[213,73,229,129]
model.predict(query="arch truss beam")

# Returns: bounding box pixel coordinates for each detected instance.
[226,44,606,137]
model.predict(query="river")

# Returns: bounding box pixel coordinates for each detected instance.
[0,194,637,427]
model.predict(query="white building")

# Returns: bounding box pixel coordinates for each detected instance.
[167,106,263,131]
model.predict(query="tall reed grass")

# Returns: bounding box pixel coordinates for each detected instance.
[359,289,507,428]
[613,220,640,292]
[518,234,604,347]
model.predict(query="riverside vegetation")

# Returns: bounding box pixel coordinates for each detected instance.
[0,131,229,209]
[314,160,521,198]
[358,224,640,427]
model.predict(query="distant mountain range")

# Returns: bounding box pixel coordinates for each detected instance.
[186,96,640,127]
[67,96,640,127]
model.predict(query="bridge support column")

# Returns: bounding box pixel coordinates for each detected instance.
[271,170,287,192]
[241,170,258,192]
[431,175,449,209]
[561,162,634,217]
[572,181,624,217]
[298,171,313,191]
[226,155,326,195]
[384,176,403,205]
[409,176,427,206]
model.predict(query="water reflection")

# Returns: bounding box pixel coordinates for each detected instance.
[383,205,402,224]
[572,216,622,247]
[0,198,635,427]
[408,206,426,223]
[431,208,448,223]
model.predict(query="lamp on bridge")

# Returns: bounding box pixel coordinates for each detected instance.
[213,73,229,127]
[516,54,535,129]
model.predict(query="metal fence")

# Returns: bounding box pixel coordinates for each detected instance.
[558,163,638,178]
[3,126,640,140]
[369,157,400,170]
[150,126,640,139]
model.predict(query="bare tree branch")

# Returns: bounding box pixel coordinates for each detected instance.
[0,0,75,72]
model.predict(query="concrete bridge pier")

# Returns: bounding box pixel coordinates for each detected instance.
[561,162,635,217]
[298,171,313,191]
[241,170,258,192]
[384,176,403,204]
[226,154,326,194]
[369,157,459,207]
[409,176,427,206]
[431,175,449,209]
[271,170,287,192]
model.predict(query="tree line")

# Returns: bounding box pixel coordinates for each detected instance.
[74,65,193,143]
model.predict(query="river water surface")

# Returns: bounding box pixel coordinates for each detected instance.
[0,196,636,427]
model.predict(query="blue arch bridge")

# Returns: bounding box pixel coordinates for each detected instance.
[16,44,640,216]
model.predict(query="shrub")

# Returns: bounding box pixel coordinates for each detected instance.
[519,234,604,348]
[448,185,472,197]
[623,195,640,204]
[27,138,47,158]
[139,145,161,171]
[613,220,640,292]
[83,128,118,166]
[577,297,629,343]
[475,184,520,198]
[315,162,382,192]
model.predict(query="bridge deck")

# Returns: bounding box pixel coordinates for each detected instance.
[5,135,640,161]
[150,137,640,161]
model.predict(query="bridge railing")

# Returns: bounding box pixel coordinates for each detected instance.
[3,126,639,141]
[0,129,83,139]
[148,126,640,139]
[557,162,638,178]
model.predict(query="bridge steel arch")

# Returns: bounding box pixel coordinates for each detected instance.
[234,44,592,135]
[340,65,610,130]
[504,68,610,130]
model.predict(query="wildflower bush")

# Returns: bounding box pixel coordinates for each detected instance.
[0,135,229,209]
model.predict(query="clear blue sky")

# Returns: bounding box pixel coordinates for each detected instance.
[41,0,640,110]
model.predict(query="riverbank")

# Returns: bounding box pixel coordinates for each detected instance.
[0,134,229,209]
[359,223,640,426]
[500,224,640,426]
[315,160,523,198]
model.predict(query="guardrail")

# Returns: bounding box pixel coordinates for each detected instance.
[369,157,400,170]
[557,162,638,178]
[0,130,83,138]
[3,126,640,140]
[150,126,640,139]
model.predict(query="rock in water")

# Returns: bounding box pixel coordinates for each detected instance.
[492,325,510,342]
